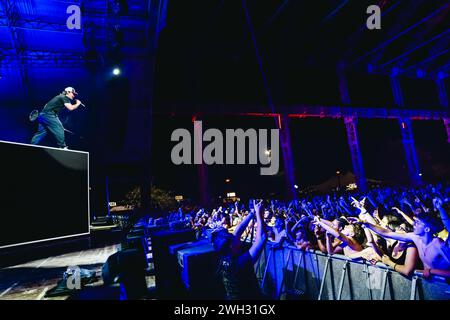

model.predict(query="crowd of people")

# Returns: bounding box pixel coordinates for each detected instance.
[158,184,450,299]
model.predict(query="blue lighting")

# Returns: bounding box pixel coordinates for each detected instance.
[416,69,425,78]
[391,67,400,76]
[113,68,121,76]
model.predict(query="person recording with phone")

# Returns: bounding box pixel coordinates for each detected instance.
[30,87,83,149]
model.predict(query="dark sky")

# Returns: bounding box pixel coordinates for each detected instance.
[152,115,450,202]
[149,0,450,202]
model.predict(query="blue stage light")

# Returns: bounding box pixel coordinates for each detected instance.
[113,68,121,76]
[391,67,400,76]
[416,69,425,78]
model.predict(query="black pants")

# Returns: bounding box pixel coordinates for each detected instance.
[30,112,67,148]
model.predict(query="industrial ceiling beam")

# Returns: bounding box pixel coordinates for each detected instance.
[255,0,290,37]
[154,104,449,121]
[0,0,29,95]
[0,48,87,67]
[321,0,349,23]
[379,28,450,70]
[350,3,448,66]
[435,62,450,77]
[0,17,147,34]
[345,0,403,49]
[398,47,450,77]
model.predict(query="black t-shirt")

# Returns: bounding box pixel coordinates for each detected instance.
[387,241,417,265]
[218,251,262,300]
[42,94,71,115]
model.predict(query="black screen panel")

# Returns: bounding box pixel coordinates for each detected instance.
[0,141,89,249]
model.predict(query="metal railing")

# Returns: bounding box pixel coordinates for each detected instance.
[255,243,450,300]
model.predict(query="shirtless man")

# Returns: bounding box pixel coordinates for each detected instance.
[362,212,450,277]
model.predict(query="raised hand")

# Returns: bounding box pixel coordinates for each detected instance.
[373,209,380,221]
[253,200,263,213]
[351,197,366,213]
[346,217,360,223]
[421,268,432,279]
[312,215,321,225]
[392,207,401,213]
[433,197,443,210]
[313,224,322,235]
[360,248,381,264]
[400,197,411,206]
[361,197,366,207]
[358,212,370,223]
[381,254,392,266]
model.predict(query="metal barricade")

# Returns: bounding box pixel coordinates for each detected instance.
[255,244,450,300]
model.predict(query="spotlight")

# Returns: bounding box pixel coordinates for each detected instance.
[419,173,423,177]
[294,184,298,189]
[113,68,121,76]
[265,150,271,156]
[391,67,400,77]
[416,69,425,78]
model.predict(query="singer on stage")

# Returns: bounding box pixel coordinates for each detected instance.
[30,87,83,149]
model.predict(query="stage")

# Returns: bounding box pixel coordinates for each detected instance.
[0,244,119,300]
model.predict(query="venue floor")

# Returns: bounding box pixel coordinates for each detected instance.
[0,229,156,300]
[0,244,120,300]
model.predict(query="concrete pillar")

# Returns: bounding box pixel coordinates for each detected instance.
[198,162,209,207]
[437,78,450,144]
[337,66,366,191]
[337,63,351,105]
[193,119,209,206]
[443,118,450,144]
[279,114,297,200]
[390,76,422,185]
[436,78,449,109]
[390,76,405,107]
[344,116,367,192]
[399,118,422,185]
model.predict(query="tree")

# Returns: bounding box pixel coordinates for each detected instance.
[125,185,178,212]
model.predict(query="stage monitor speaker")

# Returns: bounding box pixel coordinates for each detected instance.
[102,249,147,299]
[149,229,196,299]
[102,251,120,285]
[175,240,225,299]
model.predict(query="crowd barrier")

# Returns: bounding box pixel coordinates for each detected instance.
[255,243,450,300]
